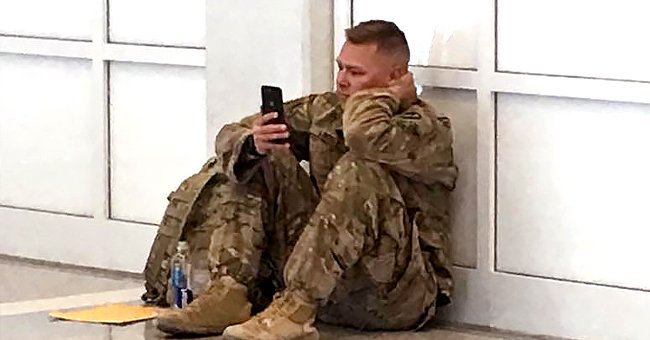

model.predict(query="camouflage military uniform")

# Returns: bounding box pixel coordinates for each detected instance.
[180,89,458,331]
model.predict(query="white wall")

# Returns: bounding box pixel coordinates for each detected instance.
[0,0,332,273]
[205,0,333,138]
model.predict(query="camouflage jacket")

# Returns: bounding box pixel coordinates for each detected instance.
[213,90,458,299]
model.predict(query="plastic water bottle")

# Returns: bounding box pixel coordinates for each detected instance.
[171,241,193,308]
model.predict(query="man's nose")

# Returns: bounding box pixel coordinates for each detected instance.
[337,72,348,87]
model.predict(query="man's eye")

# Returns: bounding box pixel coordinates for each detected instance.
[350,71,362,76]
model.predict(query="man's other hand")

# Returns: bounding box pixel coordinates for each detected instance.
[388,71,417,109]
[252,112,290,155]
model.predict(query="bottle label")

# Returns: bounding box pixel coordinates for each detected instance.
[173,266,188,287]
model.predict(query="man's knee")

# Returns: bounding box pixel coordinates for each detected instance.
[323,153,396,198]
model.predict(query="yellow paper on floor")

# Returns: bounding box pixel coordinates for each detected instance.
[49,303,160,325]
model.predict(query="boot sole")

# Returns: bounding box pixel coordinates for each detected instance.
[156,319,224,336]
[222,330,319,340]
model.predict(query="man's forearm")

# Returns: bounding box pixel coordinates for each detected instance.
[342,89,457,187]
[233,135,265,182]
[214,114,258,183]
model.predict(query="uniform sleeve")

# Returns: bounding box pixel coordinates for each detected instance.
[342,89,458,188]
[214,95,314,183]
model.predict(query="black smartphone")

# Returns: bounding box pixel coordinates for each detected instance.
[261,85,285,123]
[261,85,288,143]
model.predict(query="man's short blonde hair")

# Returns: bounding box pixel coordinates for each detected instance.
[345,20,410,65]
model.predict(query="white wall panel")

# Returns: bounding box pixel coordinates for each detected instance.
[498,0,650,82]
[0,207,156,273]
[109,0,205,47]
[0,0,92,40]
[109,62,206,224]
[421,88,477,268]
[0,54,95,216]
[206,0,310,136]
[354,0,478,69]
[497,93,650,290]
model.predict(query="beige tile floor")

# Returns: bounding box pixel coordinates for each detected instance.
[0,256,555,340]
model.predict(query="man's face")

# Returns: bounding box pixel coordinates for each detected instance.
[335,41,396,99]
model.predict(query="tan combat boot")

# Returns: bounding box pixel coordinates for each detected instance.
[222,289,318,340]
[156,275,252,336]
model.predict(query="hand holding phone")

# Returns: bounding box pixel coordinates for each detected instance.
[251,86,290,154]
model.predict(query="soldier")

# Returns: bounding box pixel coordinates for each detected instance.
[153,19,457,339]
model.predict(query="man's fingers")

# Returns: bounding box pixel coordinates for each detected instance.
[261,112,279,124]
[256,124,287,134]
[256,131,289,142]
[398,71,413,83]
[252,112,279,128]
[395,71,414,85]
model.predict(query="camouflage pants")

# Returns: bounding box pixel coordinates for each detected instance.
[192,151,438,330]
